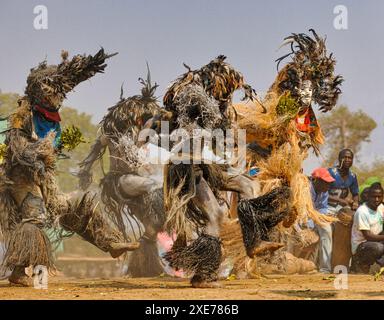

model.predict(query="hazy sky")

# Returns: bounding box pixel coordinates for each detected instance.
[1,0,383,172]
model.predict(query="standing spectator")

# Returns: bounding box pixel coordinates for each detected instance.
[351,183,384,273]
[310,168,335,273]
[327,149,359,213]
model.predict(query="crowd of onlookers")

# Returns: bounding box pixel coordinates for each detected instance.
[309,148,384,274]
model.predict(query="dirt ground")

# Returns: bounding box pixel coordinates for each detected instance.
[1,273,384,300]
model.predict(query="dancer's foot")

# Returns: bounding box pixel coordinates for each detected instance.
[109,242,140,258]
[246,241,284,258]
[8,266,32,287]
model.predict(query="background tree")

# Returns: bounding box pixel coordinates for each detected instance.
[57,107,107,192]
[354,160,384,186]
[319,105,377,166]
[0,92,20,115]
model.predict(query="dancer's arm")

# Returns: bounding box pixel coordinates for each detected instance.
[77,134,108,190]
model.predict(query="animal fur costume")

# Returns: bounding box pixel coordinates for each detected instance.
[78,69,168,277]
[0,49,133,286]
[161,56,292,287]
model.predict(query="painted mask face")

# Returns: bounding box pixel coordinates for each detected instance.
[298,80,313,107]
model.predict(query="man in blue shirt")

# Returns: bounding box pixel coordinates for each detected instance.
[310,167,335,273]
[310,168,332,215]
[328,149,359,212]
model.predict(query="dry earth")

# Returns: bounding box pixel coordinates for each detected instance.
[0,274,384,300]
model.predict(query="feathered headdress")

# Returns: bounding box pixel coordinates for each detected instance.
[25,48,117,110]
[272,29,343,112]
[100,64,162,140]
[164,55,256,113]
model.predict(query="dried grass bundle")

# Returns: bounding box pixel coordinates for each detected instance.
[2,223,55,271]
[163,164,199,238]
[255,134,335,227]
[235,92,297,149]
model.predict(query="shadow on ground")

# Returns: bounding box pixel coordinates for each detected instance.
[77,278,191,290]
[271,289,338,299]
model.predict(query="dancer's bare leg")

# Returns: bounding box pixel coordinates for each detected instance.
[222,173,260,199]
[118,175,166,276]
[189,178,226,288]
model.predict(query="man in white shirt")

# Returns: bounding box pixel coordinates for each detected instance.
[351,183,384,273]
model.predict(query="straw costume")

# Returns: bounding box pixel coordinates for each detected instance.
[224,30,343,276]
[78,69,168,277]
[161,56,292,288]
[0,49,136,286]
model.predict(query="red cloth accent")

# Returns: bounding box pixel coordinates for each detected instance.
[295,109,311,132]
[312,168,335,183]
[34,105,61,122]
[295,107,318,133]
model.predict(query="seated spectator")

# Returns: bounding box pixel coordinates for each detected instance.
[328,149,359,213]
[310,167,335,273]
[351,183,384,273]
[359,187,370,205]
